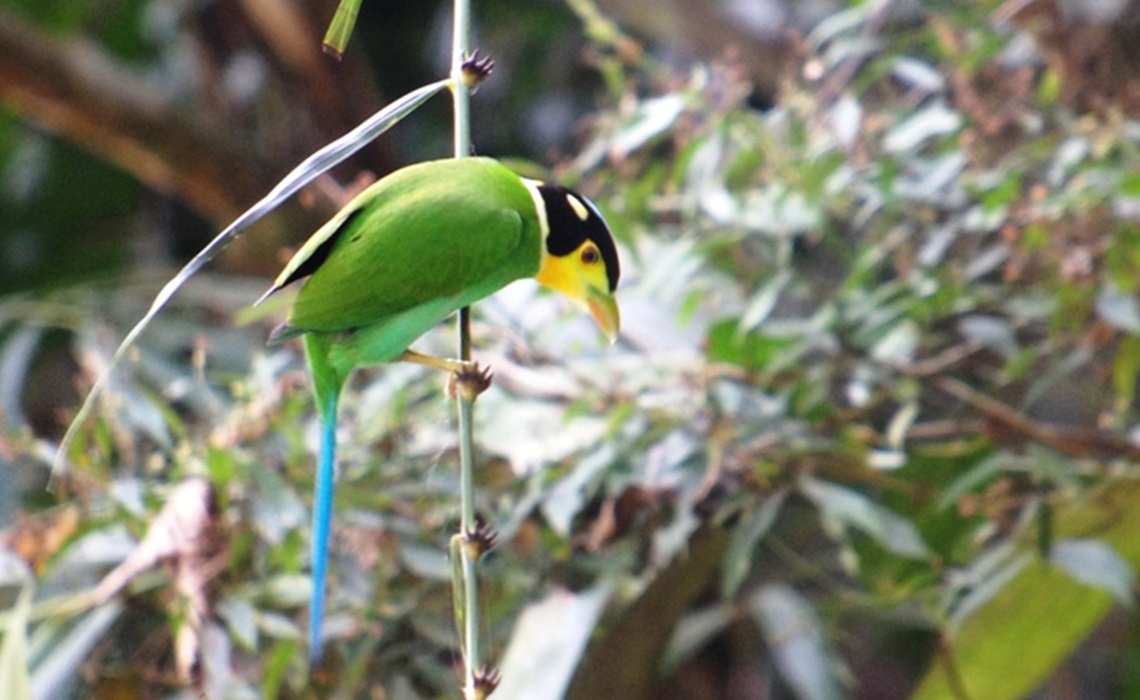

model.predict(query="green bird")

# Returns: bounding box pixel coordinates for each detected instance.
[255,156,621,663]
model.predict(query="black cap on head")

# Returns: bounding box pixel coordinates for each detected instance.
[537,184,620,293]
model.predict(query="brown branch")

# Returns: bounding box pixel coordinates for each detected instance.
[931,376,1140,461]
[594,0,791,96]
[0,10,277,223]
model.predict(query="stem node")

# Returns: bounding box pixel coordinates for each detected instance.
[463,521,499,560]
[460,50,496,91]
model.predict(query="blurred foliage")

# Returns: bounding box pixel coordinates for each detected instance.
[4,0,1140,698]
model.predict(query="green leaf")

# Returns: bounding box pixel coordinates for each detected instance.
[398,544,451,581]
[566,527,729,700]
[883,103,961,153]
[944,544,1031,632]
[738,270,792,335]
[495,586,612,700]
[916,558,1111,700]
[1096,281,1140,333]
[30,602,122,700]
[0,554,32,700]
[611,94,686,158]
[250,468,307,546]
[914,481,1140,700]
[259,575,311,609]
[749,585,842,700]
[707,319,794,372]
[218,598,259,651]
[52,76,452,484]
[721,490,787,598]
[661,605,734,674]
[799,475,929,559]
[1050,538,1134,608]
[869,318,919,364]
[1112,334,1140,413]
[256,611,304,641]
[322,0,362,58]
[542,444,617,536]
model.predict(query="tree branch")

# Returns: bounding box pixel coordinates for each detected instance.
[0,10,276,223]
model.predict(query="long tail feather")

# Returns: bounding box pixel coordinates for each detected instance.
[310,392,338,665]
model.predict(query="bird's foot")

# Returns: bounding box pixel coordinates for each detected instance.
[398,350,493,400]
[399,349,468,374]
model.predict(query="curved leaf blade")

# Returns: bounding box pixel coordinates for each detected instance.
[51,77,453,483]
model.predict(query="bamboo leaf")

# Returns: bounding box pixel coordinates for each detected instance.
[52,77,453,483]
[322,0,363,58]
[914,481,1140,700]
[30,602,122,700]
[566,527,729,700]
[749,585,842,700]
[495,587,612,700]
[799,475,929,558]
[1051,538,1134,607]
[721,490,787,599]
[0,554,32,700]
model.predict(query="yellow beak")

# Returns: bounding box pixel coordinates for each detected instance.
[587,288,621,344]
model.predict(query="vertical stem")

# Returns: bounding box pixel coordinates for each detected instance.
[450,1,480,698]
[450,0,472,362]
[457,391,480,700]
[451,0,471,162]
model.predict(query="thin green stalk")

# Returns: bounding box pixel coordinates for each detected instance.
[457,392,480,700]
[451,0,471,162]
[449,0,483,698]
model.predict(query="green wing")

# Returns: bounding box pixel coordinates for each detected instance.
[266,157,542,337]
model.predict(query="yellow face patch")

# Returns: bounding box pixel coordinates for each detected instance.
[535,240,607,303]
[535,246,583,302]
[535,239,620,341]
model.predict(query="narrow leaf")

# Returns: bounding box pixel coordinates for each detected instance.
[749,585,842,700]
[799,475,928,558]
[495,587,612,700]
[322,0,362,58]
[566,527,729,700]
[915,480,1140,700]
[52,77,452,483]
[0,554,32,700]
[1051,538,1135,607]
[30,602,122,700]
[883,102,961,153]
[721,490,787,598]
[1097,281,1140,334]
[738,270,792,335]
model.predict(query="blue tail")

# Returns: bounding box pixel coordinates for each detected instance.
[309,392,338,665]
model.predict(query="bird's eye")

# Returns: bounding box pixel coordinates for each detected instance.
[581,246,600,264]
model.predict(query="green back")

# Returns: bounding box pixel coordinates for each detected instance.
[279,157,542,336]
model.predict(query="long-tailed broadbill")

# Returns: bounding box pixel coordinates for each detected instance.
[256,156,621,663]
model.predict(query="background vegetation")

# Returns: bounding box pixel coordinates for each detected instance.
[3,0,1140,698]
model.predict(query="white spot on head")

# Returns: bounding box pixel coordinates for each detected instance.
[566,193,590,221]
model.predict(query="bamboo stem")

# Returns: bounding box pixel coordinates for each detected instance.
[449,0,483,697]
[457,390,480,700]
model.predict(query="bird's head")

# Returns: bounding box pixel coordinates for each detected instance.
[527,182,621,343]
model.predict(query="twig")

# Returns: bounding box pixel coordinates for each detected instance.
[930,376,1140,461]
[0,10,271,222]
[447,0,491,697]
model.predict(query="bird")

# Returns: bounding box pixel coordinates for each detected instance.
[255,156,621,664]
